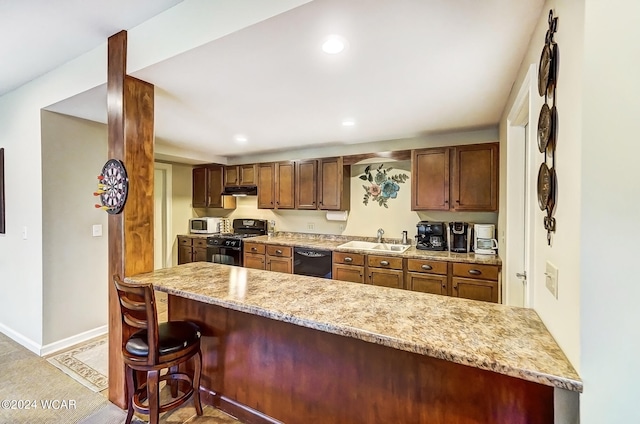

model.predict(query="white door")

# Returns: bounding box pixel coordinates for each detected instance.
[505,65,537,307]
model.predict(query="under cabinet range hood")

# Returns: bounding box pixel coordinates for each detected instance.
[222,185,258,197]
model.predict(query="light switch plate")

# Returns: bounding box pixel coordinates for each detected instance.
[545,261,558,298]
[92,224,103,237]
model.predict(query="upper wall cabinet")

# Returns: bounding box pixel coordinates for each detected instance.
[411,143,498,212]
[225,164,257,186]
[257,163,275,209]
[318,157,350,211]
[192,165,236,209]
[275,161,296,209]
[295,159,318,210]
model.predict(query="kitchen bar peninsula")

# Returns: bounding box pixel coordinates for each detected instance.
[125,262,581,424]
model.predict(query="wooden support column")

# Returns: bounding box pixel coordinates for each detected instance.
[107,30,155,408]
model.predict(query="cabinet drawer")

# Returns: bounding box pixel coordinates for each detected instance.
[267,245,292,257]
[244,242,265,255]
[333,252,365,266]
[407,259,447,275]
[452,263,499,281]
[192,238,207,248]
[178,237,193,246]
[367,255,403,270]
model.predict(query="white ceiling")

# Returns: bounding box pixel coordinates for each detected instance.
[8,0,545,161]
[0,0,183,96]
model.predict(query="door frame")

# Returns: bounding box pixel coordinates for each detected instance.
[154,162,173,268]
[505,64,538,307]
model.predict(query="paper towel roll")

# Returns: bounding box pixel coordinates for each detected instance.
[326,210,348,221]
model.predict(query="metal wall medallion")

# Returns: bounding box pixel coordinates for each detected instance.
[537,10,559,245]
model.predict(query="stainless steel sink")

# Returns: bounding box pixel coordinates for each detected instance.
[337,240,410,253]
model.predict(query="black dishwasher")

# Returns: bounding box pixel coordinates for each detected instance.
[293,247,332,279]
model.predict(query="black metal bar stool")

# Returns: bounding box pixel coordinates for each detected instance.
[114,277,203,424]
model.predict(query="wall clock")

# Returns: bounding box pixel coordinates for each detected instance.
[98,159,129,214]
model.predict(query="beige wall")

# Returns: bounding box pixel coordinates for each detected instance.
[499,1,584,373]
[41,111,108,346]
[168,162,195,265]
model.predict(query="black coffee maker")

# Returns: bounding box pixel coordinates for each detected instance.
[416,221,447,251]
[448,222,471,253]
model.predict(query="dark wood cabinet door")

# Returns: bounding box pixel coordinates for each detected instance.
[193,246,208,262]
[257,163,275,209]
[451,143,498,211]
[295,160,318,209]
[178,245,193,265]
[240,164,257,185]
[267,256,292,273]
[451,277,498,303]
[411,148,450,210]
[206,165,224,208]
[332,264,364,283]
[224,166,239,186]
[192,167,208,208]
[318,157,348,210]
[368,268,404,289]
[407,272,448,295]
[275,162,295,209]
[244,253,266,270]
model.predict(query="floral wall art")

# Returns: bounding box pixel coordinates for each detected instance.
[359,163,409,208]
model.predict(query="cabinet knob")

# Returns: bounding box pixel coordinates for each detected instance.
[421,264,433,271]
[442,283,446,288]
[344,257,353,263]
[276,249,283,254]
[445,200,448,204]
[380,260,389,266]
[468,269,482,276]
[453,284,458,290]
[251,247,257,251]
[456,200,460,203]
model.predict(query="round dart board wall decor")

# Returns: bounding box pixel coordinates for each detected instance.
[96,159,129,214]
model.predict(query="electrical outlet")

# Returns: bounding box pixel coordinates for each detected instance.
[545,261,558,298]
[307,222,315,230]
[92,224,103,237]
[339,224,344,232]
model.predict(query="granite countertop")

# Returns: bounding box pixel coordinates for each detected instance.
[125,262,580,392]
[246,233,502,265]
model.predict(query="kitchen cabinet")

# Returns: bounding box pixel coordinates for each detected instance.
[266,245,293,274]
[367,255,404,289]
[318,157,350,210]
[178,236,208,264]
[275,161,295,209]
[411,148,450,210]
[451,263,499,303]
[257,163,275,209]
[451,143,499,211]
[411,143,498,212]
[295,160,318,210]
[332,252,365,284]
[192,165,236,209]
[244,242,266,270]
[225,164,257,187]
[406,259,449,295]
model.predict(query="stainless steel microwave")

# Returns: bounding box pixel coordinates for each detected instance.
[189,217,221,234]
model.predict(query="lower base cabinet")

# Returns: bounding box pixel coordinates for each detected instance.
[266,245,293,274]
[332,252,365,284]
[178,236,208,265]
[367,255,404,289]
[451,263,499,303]
[406,259,449,295]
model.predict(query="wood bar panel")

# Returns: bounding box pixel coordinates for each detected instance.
[107,30,155,408]
[169,295,554,424]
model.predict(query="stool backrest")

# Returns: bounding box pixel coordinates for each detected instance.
[113,276,159,365]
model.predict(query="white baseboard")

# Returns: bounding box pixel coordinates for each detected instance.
[40,325,108,356]
[0,322,42,355]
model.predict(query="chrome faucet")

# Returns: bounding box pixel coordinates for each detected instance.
[377,228,384,243]
[402,231,408,245]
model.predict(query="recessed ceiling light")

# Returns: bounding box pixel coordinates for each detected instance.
[234,135,247,143]
[342,119,355,127]
[322,35,347,54]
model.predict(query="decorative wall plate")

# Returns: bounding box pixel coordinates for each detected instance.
[537,162,553,211]
[99,159,129,214]
[538,43,552,96]
[537,103,555,152]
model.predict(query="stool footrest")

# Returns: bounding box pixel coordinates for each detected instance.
[132,372,195,414]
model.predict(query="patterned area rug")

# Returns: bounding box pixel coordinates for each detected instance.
[46,335,108,392]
